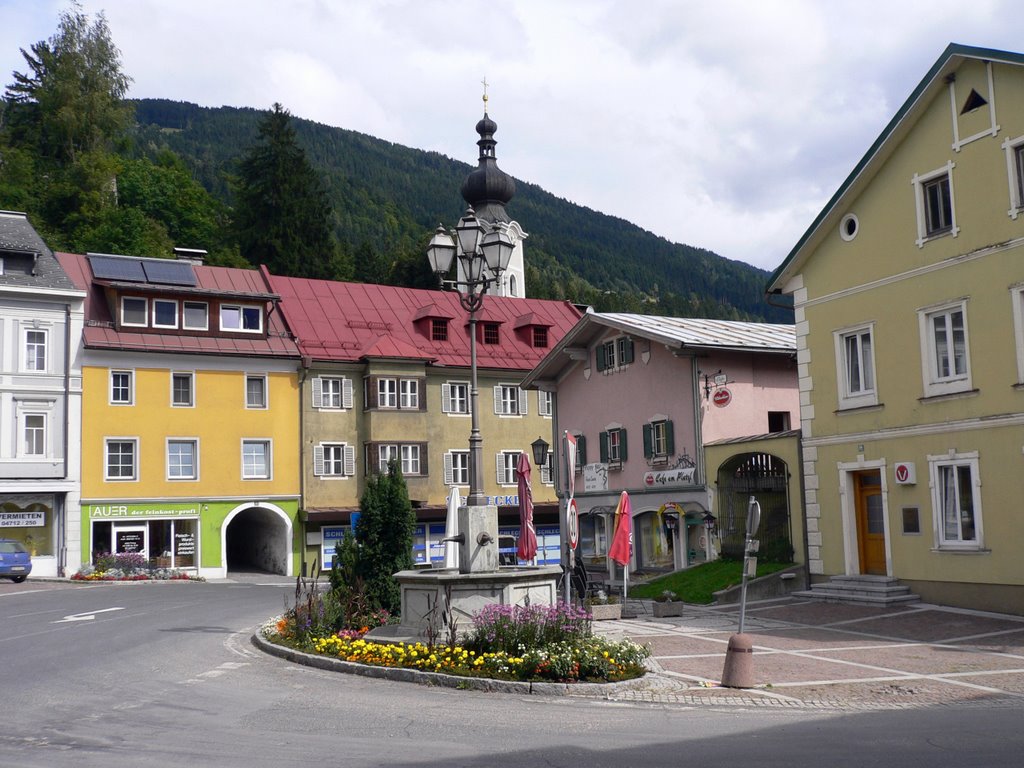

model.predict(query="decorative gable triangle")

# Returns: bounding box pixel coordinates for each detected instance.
[960,88,987,114]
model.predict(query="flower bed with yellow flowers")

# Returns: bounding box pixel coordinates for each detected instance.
[295,632,648,683]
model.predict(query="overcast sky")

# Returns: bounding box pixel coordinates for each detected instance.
[4,1,1024,271]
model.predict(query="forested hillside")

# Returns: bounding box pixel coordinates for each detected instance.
[131,99,789,322]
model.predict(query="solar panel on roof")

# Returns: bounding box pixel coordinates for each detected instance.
[141,259,197,286]
[88,255,146,282]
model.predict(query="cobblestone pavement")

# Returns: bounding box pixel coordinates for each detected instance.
[584,597,1024,711]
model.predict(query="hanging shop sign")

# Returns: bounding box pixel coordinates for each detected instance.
[712,388,732,408]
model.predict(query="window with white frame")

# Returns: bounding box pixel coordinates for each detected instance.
[1001,135,1024,218]
[538,390,553,417]
[171,372,194,407]
[600,426,627,467]
[314,443,355,477]
[643,418,674,462]
[241,439,271,479]
[400,379,419,409]
[105,438,138,481]
[596,337,635,372]
[401,444,421,475]
[496,450,519,485]
[312,376,352,410]
[25,329,46,371]
[377,378,397,408]
[121,297,148,327]
[442,381,469,415]
[246,375,267,409]
[23,414,45,456]
[834,325,877,409]
[929,452,983,550]
[220,304,262,333]
[918,301,972,397]
[494,384,526,416]
[183,301,208,330]
[912,163,959,246]
[167,439,198,480]
[444,450,469,486]
[153,299,178,328]
[110,370,134,405]
[376,444,398,473]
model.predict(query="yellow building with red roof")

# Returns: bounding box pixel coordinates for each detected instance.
[58,250,302,578]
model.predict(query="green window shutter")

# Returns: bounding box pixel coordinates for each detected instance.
[619,428,628,461]
[665,420,675,455]
[599,431,609,462]
[596,344,606,371]
[643,423,653,458]
[577,435,587,466]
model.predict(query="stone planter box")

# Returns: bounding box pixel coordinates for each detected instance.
[653,601,685,618]
[589,603,622,621]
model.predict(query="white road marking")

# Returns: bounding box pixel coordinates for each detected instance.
[52,607,125,623]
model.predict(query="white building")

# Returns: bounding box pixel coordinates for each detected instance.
[0,211,85,576]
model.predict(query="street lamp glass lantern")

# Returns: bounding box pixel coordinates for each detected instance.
[703,512,717,532]
[531,436,550,467]
[426,225,456,275]
[480,227,514,275]
[455,207,483,257]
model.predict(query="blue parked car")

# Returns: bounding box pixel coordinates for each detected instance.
[0,539,32,582]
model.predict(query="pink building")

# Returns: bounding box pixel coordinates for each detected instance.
[522,311,798,582]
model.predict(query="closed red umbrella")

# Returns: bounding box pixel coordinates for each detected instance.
[516,451,537,562]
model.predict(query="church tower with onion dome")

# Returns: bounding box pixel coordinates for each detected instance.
[458,89,527,298]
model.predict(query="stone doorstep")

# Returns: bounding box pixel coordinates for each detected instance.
[792,590,921,606]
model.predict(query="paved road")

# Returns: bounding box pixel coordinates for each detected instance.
[2,579,1023,767]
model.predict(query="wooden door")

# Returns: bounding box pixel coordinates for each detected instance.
[855,472,886,575]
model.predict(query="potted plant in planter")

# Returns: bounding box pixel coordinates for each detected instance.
[652,590,685,618]
[586,590,622,621]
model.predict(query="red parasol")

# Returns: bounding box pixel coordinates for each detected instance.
[516,451,537,562]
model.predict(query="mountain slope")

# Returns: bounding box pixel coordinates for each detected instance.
[130,99,789,323]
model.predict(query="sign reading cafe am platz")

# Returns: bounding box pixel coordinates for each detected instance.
[644,466,697,487]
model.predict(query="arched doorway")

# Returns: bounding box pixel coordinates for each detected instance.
[222,503,292,576]
[716,452,793,562]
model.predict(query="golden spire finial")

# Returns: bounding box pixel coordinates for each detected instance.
[481,76,489,111]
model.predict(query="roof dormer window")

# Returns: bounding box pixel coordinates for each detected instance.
[121,297,148,327]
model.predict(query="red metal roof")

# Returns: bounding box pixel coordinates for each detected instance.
[266,272,582,371]
[57,252,300,358]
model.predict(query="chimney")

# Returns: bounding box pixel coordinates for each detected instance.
[173,247,207,265]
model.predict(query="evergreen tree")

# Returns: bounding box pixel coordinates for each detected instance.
[354,460,415,615]
[233,103,340,279]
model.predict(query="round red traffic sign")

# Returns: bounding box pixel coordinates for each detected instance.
[567,499,579,549]
[712,388,732,408]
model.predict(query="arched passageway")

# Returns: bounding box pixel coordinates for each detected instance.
[224,506,289,575]
[716,452,794,562]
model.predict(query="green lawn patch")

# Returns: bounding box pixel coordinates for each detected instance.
[627,560,792,604]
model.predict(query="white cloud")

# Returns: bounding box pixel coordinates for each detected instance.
[3,0,1024,270]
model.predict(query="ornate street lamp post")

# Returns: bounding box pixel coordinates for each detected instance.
[427,206,514,507]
